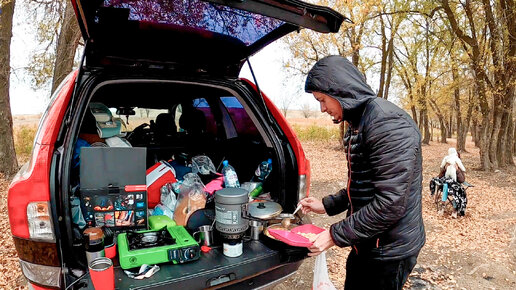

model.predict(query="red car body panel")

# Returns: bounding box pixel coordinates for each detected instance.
[8,71,77,239]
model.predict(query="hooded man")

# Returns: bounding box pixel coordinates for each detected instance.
[299,56,425,290]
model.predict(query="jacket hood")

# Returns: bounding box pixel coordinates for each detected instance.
[305,55,376,124]
[448,147,458,157]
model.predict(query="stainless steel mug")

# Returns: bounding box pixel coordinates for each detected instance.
[249,220,264,240]
[193,225,214,246]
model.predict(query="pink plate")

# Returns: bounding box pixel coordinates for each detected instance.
[291,224,325,236]
[267,224,325,248]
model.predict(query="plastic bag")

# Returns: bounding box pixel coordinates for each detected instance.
[173,173,206,226]
[313,252,337,290]
[160,183,177,211]
[191,155,216,175]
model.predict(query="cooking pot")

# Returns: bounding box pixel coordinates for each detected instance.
[247,201,282,220]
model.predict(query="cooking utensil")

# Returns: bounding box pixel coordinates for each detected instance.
[293,204,302,215]
[281,217,291,229]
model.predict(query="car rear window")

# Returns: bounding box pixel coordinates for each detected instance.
[102,0,284,46]
[220,96,258,137]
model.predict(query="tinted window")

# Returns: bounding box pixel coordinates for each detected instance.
[220,96,258,136]
[181,98,217,135]
[102,0,284,46]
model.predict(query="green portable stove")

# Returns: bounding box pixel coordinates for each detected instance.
[117,225,200,270]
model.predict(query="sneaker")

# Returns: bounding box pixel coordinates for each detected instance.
[451,211,458,219]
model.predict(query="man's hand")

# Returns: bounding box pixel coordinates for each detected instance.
[308,230,335,256]
[299,197,326,215]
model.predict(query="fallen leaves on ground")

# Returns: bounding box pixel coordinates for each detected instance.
[1,138,515,289]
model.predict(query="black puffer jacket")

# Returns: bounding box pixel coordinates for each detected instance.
[305,56,425,261]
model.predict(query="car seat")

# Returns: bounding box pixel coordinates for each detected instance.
[179,108,206,136]
[155,113,177,143]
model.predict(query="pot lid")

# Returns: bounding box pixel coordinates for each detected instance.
[248,201,282,219]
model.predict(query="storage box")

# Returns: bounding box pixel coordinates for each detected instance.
[80,147,148,231]
[146,161,177,208]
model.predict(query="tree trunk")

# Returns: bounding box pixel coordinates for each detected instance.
[478,113,491,170]
[488,106,502,169]
[377,15,387,99]
[418,108,424,132]
[496,110,509,166]
[430,121,434,142]
[0,0,19,176]
[447,112,453,138]
[457,89,473,152]
[383,37,395,100]
[513,119,516,157]
[411,106,418,125]
[423,110,430,144]
[50,1,82,94]
[501,113,514,165]
[500,86,515,166]
[429,99,447,144]
[472,118,479,146]
[452,64,465,151]
[439,120,447,143]
[458,95,474,153]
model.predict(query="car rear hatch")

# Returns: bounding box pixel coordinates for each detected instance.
[71,0,347,76]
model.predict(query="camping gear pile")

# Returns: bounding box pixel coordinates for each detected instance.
[75,145,311,280]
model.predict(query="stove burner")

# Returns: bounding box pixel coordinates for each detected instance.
[141,233,158,243]
[127,229,176,251]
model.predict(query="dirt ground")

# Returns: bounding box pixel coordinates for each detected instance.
[1,114,516,289]
[274,138,516,290]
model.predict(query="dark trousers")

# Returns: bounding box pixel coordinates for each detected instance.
[344,251,418,290]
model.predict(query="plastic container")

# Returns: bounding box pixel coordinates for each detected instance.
[222,160,240,188]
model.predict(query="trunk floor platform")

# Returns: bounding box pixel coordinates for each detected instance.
[80,240,282,289]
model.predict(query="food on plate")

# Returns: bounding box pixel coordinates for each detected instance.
[298,232,318,242]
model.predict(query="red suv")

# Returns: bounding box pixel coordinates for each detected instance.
[8,1,344,289]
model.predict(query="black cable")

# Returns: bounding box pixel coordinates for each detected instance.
[65,271,90,290]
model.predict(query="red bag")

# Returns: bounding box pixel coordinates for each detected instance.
[146,161,177,208]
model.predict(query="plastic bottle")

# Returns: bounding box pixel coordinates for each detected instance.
[222,160,240,188]
[253,158,272,182]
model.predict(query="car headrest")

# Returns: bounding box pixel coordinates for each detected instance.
[155,113,177,135]
[89,102,122,138]
[179,108,206,135]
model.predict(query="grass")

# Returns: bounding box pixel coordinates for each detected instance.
[291,124,341,141]
[14,125,37,158]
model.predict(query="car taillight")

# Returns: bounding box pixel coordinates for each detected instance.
[27,202,55,242]
[298,175,308,202]
[20,260,61,289]
[298,160,311,202]
[13,236,61,288]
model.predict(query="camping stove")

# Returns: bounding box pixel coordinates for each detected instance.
[117,226,200,270]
